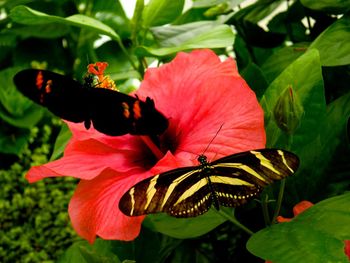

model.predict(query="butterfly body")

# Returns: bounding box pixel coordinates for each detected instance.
[14,69,168,136]
[119,149,299,218]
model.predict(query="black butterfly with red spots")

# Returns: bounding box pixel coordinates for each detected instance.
[14,69,168,136]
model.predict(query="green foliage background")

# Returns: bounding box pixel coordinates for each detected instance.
[0,0,349,262]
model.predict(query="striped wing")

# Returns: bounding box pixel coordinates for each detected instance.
[119,149,299,218]
[119,166,210,217]
[209,149,299,208]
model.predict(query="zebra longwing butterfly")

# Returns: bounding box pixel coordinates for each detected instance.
[13,69,168,136]
[119,149,299,218]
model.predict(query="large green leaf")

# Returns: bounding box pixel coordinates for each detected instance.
[309,14,350,66]
[143,208,227,239]
[300,0,350,14]
[261,43,307,83]
[10,6,121,42]
[58,240,121,263]
[247,193,350,263]
[142,0,184,27]
[261,49,326,148]
[260,49,327,201]
[136,23,234,57]
[10,23,70,39]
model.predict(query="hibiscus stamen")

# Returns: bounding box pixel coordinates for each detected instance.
[87,62,117,90]
[140,136,164,160]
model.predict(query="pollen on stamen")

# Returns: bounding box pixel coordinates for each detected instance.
[87,62,117,90]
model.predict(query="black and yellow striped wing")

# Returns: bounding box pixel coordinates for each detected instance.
[119,149,299,218]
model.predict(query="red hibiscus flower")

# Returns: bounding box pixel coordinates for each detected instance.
[25,49,266,243]
[266,201,350,262]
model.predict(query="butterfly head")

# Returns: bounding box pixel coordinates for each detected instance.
[197,154,208,166]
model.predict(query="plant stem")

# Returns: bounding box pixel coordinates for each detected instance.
[271,179,286,223]
[261,193,271,226]
[216,209,254,235]
[271,134,293,223]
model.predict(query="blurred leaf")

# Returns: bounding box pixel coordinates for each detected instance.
[309,14,350,66]
[92,0,130,39]
[232,0,283,24]
[95,41,139,81]
[0,67,43,128]
[10,23,71,39]
[150,21,219,47]
[0,123,30,155]
[13,38,70,70]
[0,32,17,48]
[234,35,251,69]
[173,7,212,25]
[240,62,268,99]
[192,0,227,8]
[143,208,226,239]
[300,0,350,14]
[10,6,121,41]
[50,123,71,161]
[136,23,234,57]
[247,193,350,263]
[143,0,184,27]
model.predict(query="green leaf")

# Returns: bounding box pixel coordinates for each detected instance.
[233,0,284,24]
[192,0,244,8]
[300,0,350,14]
[261,49,326,148]
[10,6,121,42]
[247,193,350,263]
[58,240,121,263]
[321,92,350,149]
[261,43,307,83]
[50,123,72,161]
[136,23,234,57]
[0,67,43,128]
[143,0,184,27]
[309,14,350,66]
[143,208,227,239]
[0,124,30,155]
[240,62,268,99]
[10,23,71,39]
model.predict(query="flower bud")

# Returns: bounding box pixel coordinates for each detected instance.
[273,86,304,134]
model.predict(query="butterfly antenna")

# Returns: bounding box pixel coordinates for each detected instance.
[202,123,224,156]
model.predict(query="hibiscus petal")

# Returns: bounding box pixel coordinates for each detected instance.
[26,136,147,182]
[137,49,266,165]
[69,168,148,243]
